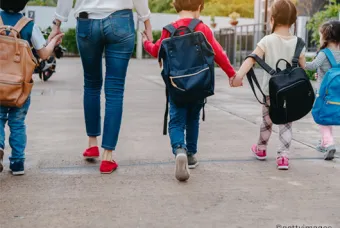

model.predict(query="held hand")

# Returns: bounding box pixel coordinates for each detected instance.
[231,74,243,87]
[51,33,64,46]
[48,24,62,43]
[141,31,148,44]
[229,76,235,87]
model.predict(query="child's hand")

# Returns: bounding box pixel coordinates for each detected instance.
[50,33,64,46]
[229,76,235,87]
[314,73,318,80]
[231,74,243,87]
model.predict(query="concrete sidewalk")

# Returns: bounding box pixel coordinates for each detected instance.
[0,58,339,228]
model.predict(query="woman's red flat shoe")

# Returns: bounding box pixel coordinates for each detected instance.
[100,160,118,174]
[83,146,100,158]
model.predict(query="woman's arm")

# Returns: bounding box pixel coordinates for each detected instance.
[55,0,74,22]
[133,0,153,41]
[48,0,73,42]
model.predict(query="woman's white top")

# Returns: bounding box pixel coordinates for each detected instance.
[55,0,150,22]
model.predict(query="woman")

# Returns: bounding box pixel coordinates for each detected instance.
[49,0,152,174]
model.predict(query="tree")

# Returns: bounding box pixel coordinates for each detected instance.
[307,0,340,44]
[149,0,254,18]
[27,0,57,6]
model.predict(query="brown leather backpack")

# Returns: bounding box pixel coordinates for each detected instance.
[0,16,37,108]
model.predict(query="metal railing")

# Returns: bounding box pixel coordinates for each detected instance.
[215,22,317,67]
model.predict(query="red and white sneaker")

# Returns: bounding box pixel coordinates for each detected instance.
[277,156,289,170]
[100,160,118,174]
[251,144,267,160]
[83,146,100,159]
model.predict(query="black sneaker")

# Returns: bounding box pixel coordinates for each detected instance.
[10,160,25,176]
[0,149,3,173]
[188,155,199,169]
[175,148,190,181]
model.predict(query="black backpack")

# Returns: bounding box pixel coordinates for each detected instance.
[246,37,315,125]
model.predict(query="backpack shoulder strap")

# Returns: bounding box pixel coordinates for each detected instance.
[292,37,305,68]
[10,17,33,37]
[163,89,169,135]
[321,48,338,68]
[187,19,202,32]
[245,54,273,106]
[164,24,176,36]
[247,54,276,75]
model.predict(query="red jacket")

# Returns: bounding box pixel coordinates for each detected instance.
[143,18,236,78]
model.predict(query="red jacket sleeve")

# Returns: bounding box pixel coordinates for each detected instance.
[143,29,170,58]
[201,25,236,78]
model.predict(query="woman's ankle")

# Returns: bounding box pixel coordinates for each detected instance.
[102,150,113,161]
[88,137,98,148]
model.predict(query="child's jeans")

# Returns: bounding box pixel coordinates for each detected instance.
[0,97,30,162]
[168,98,203,155]
[320,125,334,147]
[257,97,292,156]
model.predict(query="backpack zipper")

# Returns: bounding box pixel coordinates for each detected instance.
[327,101,340,105]
[170,79,185,91]
[170,67,209,79]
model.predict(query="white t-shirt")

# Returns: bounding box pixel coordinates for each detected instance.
[31,24,46,50]
[55,0,151,22]
[257,33,305,95]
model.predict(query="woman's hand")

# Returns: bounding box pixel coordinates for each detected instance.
[48,20,62,43]
[141,31,148,44]
[144,19,153,42]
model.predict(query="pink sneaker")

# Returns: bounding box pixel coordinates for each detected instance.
[251,144,267,160]
[277,156,289,170]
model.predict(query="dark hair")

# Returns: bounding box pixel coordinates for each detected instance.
[0,0,29,13]
[173,0,204,13]
[319,20,340,50]
[270,0,297,33]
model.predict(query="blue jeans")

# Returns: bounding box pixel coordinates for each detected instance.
[76,10,135,150]
[0,97,30,162]
[169,98,203,155]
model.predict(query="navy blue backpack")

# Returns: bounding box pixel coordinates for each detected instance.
[158,19,215,135]
[312,48,340,125]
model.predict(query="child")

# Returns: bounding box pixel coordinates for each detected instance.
[305,20,340,160]
[0,0,63,175]
[143,0,236,181]
[232,0,305,170]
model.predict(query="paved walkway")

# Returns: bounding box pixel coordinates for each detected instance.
[1,58,339,228]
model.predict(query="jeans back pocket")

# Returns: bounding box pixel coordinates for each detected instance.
[109,13,134,38]
[77,19,92,39]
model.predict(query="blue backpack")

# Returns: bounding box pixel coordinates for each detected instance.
[158,19,215,134]
[312,48,340,125]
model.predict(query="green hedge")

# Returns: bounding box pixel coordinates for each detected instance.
[61,29,162,58]
[62,28,79,55]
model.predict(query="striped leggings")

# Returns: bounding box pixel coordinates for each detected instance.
[257,99,292,156]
